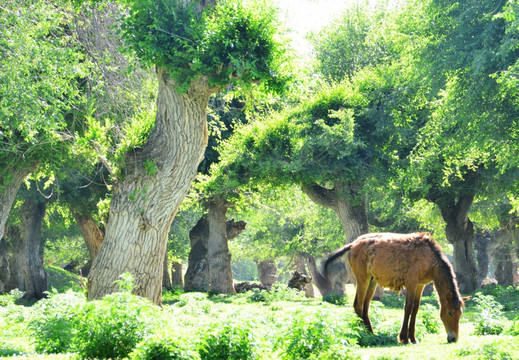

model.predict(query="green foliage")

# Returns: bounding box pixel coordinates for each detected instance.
[130,334,200,360]
[73,291,161,359]
[472,294,506,335]
[0,289,24,307]
[457,339,518,360]
[474,285,519,311]
[198,323,257,360]
[0,0,89,172]
[28,291,86,354]
[277,309,358,360]
[417,303,442,334]
[322,292,348,306]
[119,0,291,93]
[309,2,394,82]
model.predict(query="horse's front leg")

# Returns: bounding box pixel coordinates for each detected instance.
[399,287,417,344]
[407,284,425,343]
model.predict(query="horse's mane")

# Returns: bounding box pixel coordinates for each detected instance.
[422,233,463,307]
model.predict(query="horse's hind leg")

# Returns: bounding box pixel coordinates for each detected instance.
[361,277,378,333]
[353,278,371,332]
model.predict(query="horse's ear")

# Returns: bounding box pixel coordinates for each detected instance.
[462,296,471,303]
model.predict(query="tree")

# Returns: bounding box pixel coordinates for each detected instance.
[0,0,88,242]
[87,0,290,303]
[400,0,519,292]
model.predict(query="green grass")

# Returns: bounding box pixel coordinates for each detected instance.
[1,270,518,360]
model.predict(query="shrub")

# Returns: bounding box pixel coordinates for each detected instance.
[198,323,257,360]
[474,285,519,311]
[28,290,85,354]
[130,335,200,360]
[322,292,348,306]
[417,303,441,334]
[0,289,24,307]
[247,288,268,303]
[73,291,161,359]
[277,309,357,360]
[457,339,517,359]
[175,292,212,315]
[504,316,519,336]
[356,322,400,347]
[472,294,506,335]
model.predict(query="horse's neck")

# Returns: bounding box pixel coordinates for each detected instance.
[432,266,456,303]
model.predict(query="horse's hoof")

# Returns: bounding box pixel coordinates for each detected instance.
[411,338,418,344]
[398,337,409,344]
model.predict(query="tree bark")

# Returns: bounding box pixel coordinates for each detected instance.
[162,250,172,290]
[491,228,517,287]
[88,70,213,304]
[256,259,278,289]
[19,197,47,300]
[207,197,235,294]
[0,237,10,293]
[184,213,245,292]
[0,165,34,243]
[72,212,104,261]
[438,193,478,293]
[184,216,210,292]
[171,260,183,287]
[474,230,492,285]
[5,226,24,292]
[307,255,332,296]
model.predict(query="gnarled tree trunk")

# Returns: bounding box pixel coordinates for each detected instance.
[0,165,35,243]
[474,230,492,285]
[171,260,183,287]
[207,197,235,294]
[438,193,478,293]
[88,70,214,304]
[5,226,24,292]
[19,197,47,300]
[184,213,246,292]
[72,212,104,261]
[162,250,172,290]
[307,255,332,296]
[256,259,278,289]
[184,216,210,292]
[0,235,10,293]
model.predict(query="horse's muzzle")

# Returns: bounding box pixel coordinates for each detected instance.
[447,333,458,343]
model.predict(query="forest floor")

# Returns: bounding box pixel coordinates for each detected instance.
[0,266,518,359]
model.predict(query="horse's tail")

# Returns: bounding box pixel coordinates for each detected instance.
[321,243,353,278]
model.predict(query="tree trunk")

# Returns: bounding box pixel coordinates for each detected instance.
[184,216,210,292]
[295,256,314,298]
[0,165,34,243]
[256,259,278,289]
[72,212,104,261]
[88,70,213,304]
[171,260,183,287]
[19,197,47,300]
[207,197,234,294]
[185,214,245,292]
[302,181,368,294]
[162,250,172,290]
[5,226,24,292]
[438,194,478,293]
[0,238,10,293]
[307,255,332,296]
[491,228,516,286]
[474,230,492,285]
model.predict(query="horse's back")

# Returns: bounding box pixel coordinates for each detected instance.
[348,233,436,291]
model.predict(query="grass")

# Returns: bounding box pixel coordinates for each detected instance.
[1,267,518,360]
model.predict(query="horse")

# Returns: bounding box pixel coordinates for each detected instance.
[323,232,470,344]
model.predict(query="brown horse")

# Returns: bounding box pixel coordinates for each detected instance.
[323,232,469,344]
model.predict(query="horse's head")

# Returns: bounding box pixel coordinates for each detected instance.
[440,294,470,343]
